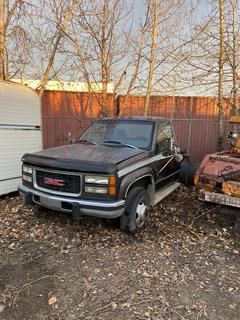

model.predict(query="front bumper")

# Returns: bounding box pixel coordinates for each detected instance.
[199,190,240,208]
[18,183,125,219]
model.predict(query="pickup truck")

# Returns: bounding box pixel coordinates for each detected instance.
[19,117,192,232]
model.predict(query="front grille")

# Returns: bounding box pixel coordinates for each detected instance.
[35,170,81,195]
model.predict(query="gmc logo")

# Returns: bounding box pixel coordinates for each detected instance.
[44,177,65,187]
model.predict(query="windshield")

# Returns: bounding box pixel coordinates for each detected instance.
[78,119,154,150]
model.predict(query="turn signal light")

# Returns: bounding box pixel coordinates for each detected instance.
[109,186,116,195]
[109,176,116,186]
[108,176,117,195]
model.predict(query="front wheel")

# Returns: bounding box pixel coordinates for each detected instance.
[120,187,150,233]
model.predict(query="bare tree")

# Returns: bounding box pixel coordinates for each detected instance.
[64,31,95,118]
[129,1,204,103]
[217,0,225,151]
[0,0,4,79]
[68,0,134,116]
[119,5,150,114]
[0,0,25,80]
[144,0,158,116]
[225,0,239,116]
[230,0,237,116]
[2,0,231,123]
[37,0,78,97]
[101,0,108,116]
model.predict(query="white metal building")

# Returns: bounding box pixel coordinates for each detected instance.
[12,79,114,93]
[0,81,42,195]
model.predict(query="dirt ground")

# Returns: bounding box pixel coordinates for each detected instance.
[0,186,239,320]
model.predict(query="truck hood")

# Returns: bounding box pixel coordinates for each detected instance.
[22,143,148,174]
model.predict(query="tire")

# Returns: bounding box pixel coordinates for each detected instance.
[120,187,150,233]
[179,160,199,187]
[179,160,190,186]
[188,163,200,186]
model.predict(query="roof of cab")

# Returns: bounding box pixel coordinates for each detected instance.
[98,116,169,123]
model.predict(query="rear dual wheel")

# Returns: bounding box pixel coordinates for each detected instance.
[179,160,199,187]
[120,187,150,233]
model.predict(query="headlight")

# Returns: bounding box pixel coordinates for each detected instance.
[85,186,108,194]
[22,174,32,182]
[85,175,109,184]
[23,165,32,174]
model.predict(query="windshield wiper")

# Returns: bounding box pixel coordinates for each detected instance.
[103,140,137,149]
[77,139,97,145]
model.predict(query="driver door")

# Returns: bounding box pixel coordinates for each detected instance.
[155,121,179,185]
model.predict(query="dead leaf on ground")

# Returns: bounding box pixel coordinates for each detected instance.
[0,304,5,313]
[48,296,57,305]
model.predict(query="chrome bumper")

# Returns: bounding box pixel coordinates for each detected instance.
[18,183,125,219]
[200,190,240,208]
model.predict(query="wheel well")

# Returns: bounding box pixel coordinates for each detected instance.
[125,176,154,204]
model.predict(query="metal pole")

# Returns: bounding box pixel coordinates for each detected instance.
[0,0,5,80]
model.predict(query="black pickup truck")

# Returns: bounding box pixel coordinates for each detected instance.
[19,117,192,232]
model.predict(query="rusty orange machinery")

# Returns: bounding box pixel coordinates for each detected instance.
[195,154,240,193]
[194,154,240,209]
[194,115,240,207]
[229,115,240,155]
[229,115,240,123]
[222,181,240,197]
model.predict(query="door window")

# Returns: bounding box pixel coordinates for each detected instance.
[156,122,176,154]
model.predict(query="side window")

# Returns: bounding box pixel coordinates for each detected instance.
[156,122,176,154]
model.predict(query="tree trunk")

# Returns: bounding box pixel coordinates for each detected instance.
[232,0,237,116]
[0,0,5,80]
[120,26,146,114]
[119,1,150,116]
[217,0,224,151]
[101,0,108,117]
[144,0,158,117]
[0,0,22,80]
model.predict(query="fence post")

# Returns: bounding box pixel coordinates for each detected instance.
[187,114,192,154]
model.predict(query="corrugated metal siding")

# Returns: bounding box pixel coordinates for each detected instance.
[42,92,234,162]
[42,91,115,148]
[118,95,233,162]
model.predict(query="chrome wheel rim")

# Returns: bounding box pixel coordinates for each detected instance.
[135,200,148,228]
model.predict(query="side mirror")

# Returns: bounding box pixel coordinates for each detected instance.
[173,145,183,163]
[227,131,233,142]
[67,132,75,144]
[228,131,237,146]
[180,149,190,160]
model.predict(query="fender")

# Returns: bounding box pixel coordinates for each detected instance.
[119,166,154,199]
